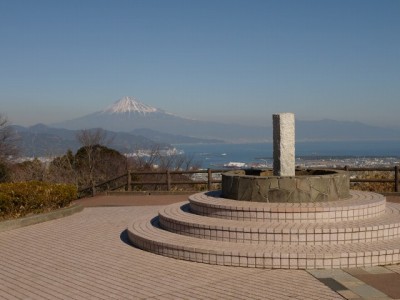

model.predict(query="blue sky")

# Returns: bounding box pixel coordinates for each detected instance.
[1,0,399,128]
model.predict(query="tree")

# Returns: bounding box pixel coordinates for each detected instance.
[0,114,19,182]
[75,129,109,188]
[0,114,18,162]
[75,144,126,189]
[10,158,46,182]
[45,144,126,191]
[75,129,123,189]
[76,128,110,148]
[0,162,9,182]
[47,149,77,185]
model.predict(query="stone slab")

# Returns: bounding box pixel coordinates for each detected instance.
[273,113,295,177]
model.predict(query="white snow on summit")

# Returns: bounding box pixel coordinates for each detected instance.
[103,96,159,114]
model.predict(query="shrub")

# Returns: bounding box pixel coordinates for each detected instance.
[0,181,77,220]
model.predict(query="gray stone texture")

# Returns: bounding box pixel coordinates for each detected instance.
[221,169,350,203]
[273,113,295,176]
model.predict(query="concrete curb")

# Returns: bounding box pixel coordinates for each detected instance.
[0,204,84,232]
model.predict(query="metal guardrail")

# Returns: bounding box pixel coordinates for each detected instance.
[78,166,400,197]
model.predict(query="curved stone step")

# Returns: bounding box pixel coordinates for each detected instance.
[189,190,386,222]
[128,214,400,269]
[159,202,400,245]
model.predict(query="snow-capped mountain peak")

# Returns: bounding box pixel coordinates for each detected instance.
[103,96,159,114]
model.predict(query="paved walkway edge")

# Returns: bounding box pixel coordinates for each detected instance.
[307,268,391,299]
[0,204,84,232]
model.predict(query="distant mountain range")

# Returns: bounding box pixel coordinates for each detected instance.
[12,123,223,157]
[12,124,169,157]
[296,119,400,141]
[11,96,400,157]
[51,96,400,142]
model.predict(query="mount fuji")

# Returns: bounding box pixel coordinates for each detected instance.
[51,96,400,142]
[102,96,162,115]
[53,96,177,131]
[52,96,269,142]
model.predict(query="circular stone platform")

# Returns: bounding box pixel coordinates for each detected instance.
[128,190,400,269]
[222,169,350,203]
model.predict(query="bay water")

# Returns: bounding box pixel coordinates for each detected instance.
[176,140,400,169]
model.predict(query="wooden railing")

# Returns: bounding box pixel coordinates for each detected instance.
[344,165,399,192]
[78,166,400,198]
[78,169,226,198]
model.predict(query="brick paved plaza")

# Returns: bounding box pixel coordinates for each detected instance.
[1,195,400,299]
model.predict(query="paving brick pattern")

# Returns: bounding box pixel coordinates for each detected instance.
[0,206,342,299]
[129,191,400,269]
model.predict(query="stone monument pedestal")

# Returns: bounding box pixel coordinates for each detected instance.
[126,113,400,269]
[221,169,350,203]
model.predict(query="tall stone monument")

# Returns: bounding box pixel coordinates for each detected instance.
[273,112,295,176]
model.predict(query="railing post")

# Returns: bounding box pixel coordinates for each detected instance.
[395,165,399,193]
[207,168,212,191]
[127,170,132,191]
[166,170,171,191]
